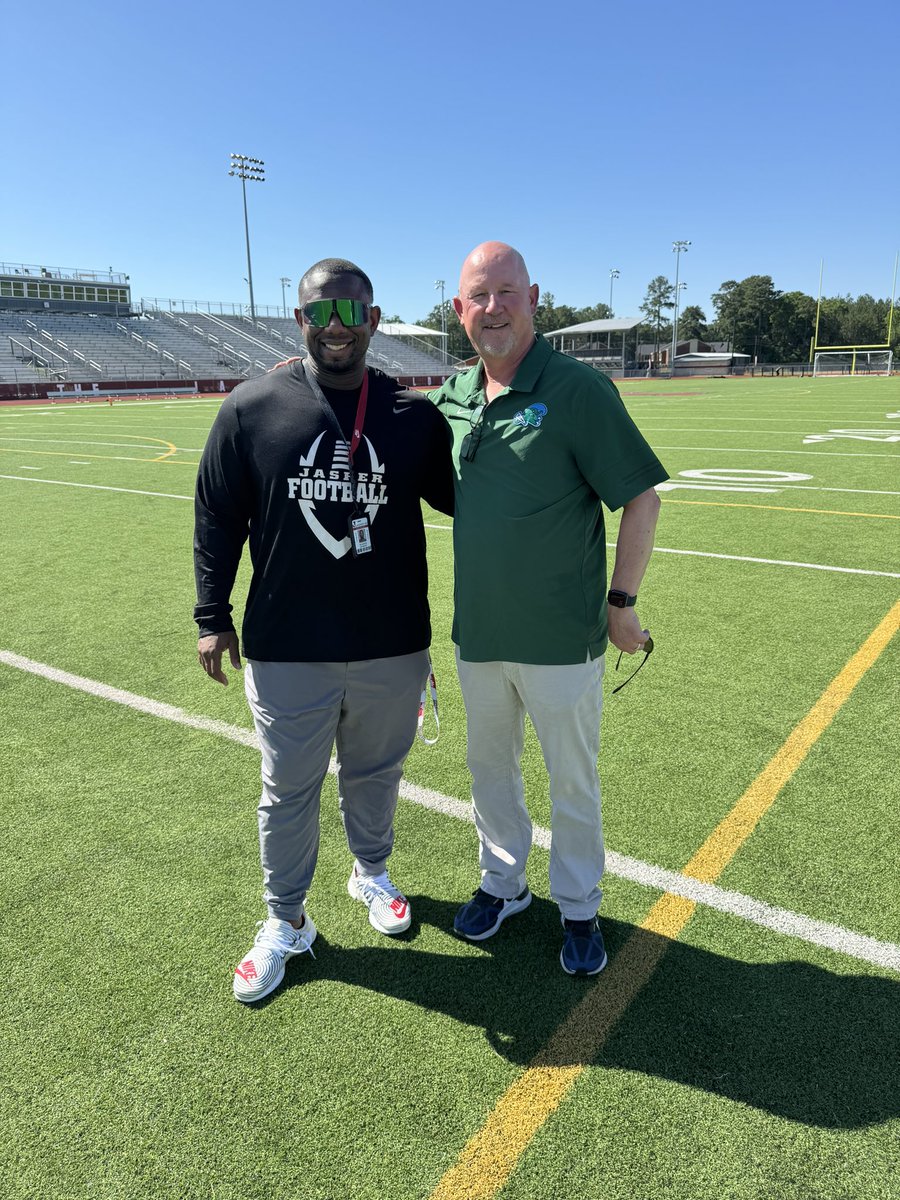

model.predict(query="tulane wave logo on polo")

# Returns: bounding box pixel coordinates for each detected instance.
[512,403,548,429]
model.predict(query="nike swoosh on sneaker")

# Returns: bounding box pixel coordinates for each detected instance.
[393,405,412,414]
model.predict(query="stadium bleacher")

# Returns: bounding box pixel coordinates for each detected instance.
[1,308,454,391]
[0,259,458,396]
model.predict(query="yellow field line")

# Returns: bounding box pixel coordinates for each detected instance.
[428,597,900,1200]
[663,498,900,520]
[682,598,900,883]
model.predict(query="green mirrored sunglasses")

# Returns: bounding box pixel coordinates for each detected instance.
[300,298,371,328]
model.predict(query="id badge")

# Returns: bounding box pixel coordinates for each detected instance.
[349,514,372,557]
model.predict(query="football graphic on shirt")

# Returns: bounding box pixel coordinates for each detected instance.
[286,431,389,559]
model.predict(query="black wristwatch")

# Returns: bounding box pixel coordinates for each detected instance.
[607,590,637,608]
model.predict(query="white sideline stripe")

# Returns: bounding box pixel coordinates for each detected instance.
[780,485,900,496]
[0,437,167,450]
[0,475,193,500]
[427,521,900,578]
[2,477,896,578]
[1,648,897,975]
[654,445,898,459]
[643,427,899,435]
[11,399,222,412]
[637,416,898,424]
[0,651,259,748]
[644,546,900,579]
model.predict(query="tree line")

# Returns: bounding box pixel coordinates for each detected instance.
[411,276,899,364]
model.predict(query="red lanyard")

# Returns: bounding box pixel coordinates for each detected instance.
[303,362,369,465]
[348,371,368,462]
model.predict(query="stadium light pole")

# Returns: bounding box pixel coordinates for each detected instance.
[228,153,265,322]
[670,240,690,375]
[280,276,291,319]
[607,268,620,348]
[434,278,446,363]
[608,268,620,315]
[673,281,687,358]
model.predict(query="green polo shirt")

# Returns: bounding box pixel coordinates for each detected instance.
[432,337,667,664]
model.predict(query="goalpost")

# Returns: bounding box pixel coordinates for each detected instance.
[810,253,897,376]
[813,348,893,376]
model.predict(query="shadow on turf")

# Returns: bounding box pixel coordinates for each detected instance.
[273,894,899,1130]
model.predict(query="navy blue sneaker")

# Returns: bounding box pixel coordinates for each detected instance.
[454,887,532,941]
[560,916,608,976]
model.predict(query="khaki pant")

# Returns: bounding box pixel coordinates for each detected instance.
[456,652,605,921]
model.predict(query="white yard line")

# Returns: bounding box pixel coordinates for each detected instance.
[428,521,899,578]
[641,547,900,579]
[2,479,895,578]
[0,437,169,450]
[654,444,898,459]
[1,649,897,975]
[632,415,900,423]
[642,427,900,435]
[5,399,222,413]
[777,485,900,496]
[0,475,192,500]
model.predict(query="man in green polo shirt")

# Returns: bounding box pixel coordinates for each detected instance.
[432,241,667,976]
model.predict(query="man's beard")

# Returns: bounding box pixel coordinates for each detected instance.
[475,325,516,359]
[307,341,364,378]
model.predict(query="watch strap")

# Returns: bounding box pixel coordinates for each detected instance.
[607,589,637,608]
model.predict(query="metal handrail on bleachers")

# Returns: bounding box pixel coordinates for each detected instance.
[113,319,194,376]
[19,314,163,379]
[250,320,301,354]
[8,336,70,378]
[147,309,252,374]
[193,311,286,361]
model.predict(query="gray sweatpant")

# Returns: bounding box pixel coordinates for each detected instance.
[244,651,429,921]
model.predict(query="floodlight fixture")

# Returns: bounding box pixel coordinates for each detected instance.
[608,268,620,314]
[280,276,291,319]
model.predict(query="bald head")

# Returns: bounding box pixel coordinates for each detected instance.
[458,242,531,295]
[454,241,539,374]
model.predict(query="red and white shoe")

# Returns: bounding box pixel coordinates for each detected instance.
[347,867,411,935]
[233,912,317,1003]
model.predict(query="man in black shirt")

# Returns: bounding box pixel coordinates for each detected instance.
[195,259,453,1003]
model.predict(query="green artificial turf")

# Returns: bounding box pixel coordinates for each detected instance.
[1,378,898,1200]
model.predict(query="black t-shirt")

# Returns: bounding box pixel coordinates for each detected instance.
[194,363,454,661]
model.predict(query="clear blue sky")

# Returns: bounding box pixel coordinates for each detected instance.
[4,0,898,324]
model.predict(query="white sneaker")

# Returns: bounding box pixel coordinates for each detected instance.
[233,913,317,1003]
[347,867,411,935]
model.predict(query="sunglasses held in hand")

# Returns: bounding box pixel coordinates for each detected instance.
[611,635,654,694]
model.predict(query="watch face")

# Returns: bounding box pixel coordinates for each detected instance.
[608,591,635,607]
